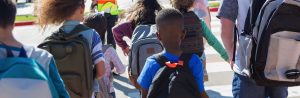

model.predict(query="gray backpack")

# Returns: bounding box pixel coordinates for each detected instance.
[234,0,283,76]
[129,25,164,76]
[38,24,94,98]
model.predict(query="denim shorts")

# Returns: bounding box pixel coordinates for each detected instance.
[232,73,288,98]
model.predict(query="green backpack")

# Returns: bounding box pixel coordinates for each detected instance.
[39,24,94,98]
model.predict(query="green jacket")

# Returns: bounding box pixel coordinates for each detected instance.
[200,20,228,61]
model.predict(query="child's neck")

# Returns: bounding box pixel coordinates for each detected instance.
[0,31,22,48]
[165,48,182,57]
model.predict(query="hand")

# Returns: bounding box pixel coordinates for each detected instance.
[122,47,130,56]
[229,61,235,70]
[228,55,235,70]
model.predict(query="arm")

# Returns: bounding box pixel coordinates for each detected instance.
[189,55,205,94]
[217,0,238,64]
[49,59,70,98]
[141,88,149,98]
[204,0,211,29]
[95,61,105,78]
[220,18,235,63]
[200,92,209,98]
[92,32,106,78]
[201,20,229,61]
[137,58,160,97]
[112,22,133,50]
[204,7,211,29]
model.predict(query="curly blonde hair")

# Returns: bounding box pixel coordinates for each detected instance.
[171,0,195,13]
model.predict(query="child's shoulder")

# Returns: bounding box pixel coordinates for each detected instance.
[187,54,202,65]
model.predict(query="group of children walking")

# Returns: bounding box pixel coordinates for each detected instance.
[0,0,228,98]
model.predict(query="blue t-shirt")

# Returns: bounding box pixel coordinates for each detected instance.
[137,52,205,92]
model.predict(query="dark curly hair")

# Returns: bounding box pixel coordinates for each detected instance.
[123,0,162,26]
[171,0,195,13]
[83,13,107,41]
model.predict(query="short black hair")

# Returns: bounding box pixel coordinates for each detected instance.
[0,0,17,28]
[83,13,107,41]
[155,8,183,29]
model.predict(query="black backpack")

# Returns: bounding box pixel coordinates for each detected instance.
[147,53,201,98]
[38,24,95,98]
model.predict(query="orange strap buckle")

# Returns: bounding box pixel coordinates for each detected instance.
[165,60,184,68]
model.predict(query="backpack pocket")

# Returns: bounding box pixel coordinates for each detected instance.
[265,31,300,82]
[62,74,82,98]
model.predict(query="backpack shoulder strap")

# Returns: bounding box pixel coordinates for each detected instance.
[232,26,238,62]
[154,53,169,67]
[48,24,91,40]
[179,53,193,66]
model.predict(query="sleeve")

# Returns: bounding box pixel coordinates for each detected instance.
[112,22,132,50]
[137,58,161,90]
[216,0,238,22]
[49,58,70,98]
[189,55,205,93]
[201,20,229,61]
[91,31,105,65]
[105,47,126,74]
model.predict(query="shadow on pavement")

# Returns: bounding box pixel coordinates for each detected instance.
[206,90,233,98]
[113,75,139,96]
[114,74,132,85]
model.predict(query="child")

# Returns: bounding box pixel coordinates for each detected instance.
[137,9,208,98]
[171,0,228,81]
[112,0,162,56]
[112,0,162,89]
[84,13,107,44]
[37,0,106,97]
[84,14,126,98]
[0,0,69,97]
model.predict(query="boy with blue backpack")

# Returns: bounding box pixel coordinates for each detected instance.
[0,0,69,98]
[137,9,208,98]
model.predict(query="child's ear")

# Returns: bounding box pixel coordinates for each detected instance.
[80,7,85,14]
[156,32,162,41]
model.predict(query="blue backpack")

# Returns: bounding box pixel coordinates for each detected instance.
[0,46,59,98]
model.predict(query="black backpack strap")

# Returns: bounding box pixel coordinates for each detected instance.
[179,53,193,67]
[154,53,169,67]
[50,24,90,40]
[233,26,238,62]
